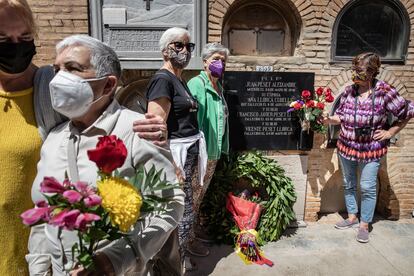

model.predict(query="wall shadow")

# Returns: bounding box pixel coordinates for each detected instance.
[377,156,400,220]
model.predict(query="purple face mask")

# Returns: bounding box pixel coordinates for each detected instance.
[208,59,224,78]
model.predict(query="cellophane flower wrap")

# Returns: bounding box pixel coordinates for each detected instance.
[226,191,273,267]
[21,135,174,271]
[287,87,334,133]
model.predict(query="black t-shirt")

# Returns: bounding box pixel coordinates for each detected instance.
[146,69,199,139]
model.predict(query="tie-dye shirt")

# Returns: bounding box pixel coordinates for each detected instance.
[335,80,414,162]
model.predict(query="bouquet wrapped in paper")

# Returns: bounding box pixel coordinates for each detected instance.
[21,135,174,271]
[226,191,273,267]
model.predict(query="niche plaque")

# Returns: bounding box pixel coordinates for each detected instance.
[89,0,208,69]
[224,72,315,150]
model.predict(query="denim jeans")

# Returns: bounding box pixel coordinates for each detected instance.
[338,154,381,223]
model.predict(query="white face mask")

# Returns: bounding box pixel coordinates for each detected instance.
[49,71,107,119]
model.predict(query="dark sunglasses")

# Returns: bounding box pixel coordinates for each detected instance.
[169,41,195,52]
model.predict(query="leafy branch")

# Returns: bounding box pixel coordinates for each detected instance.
[201,151,297,244]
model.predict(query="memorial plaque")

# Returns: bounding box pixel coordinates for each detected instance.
[89,0,208,69]
[223,72,315,150]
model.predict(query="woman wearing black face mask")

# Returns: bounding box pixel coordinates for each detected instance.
[146,27,208,273]
[0,1,64,275]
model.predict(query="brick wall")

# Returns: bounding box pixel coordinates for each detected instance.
[29,0,89,65]
[30,0,414,221]
[209,0,414,221]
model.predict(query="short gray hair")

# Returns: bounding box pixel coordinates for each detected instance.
[159,27,190,52]
[56,35,121,78]
[201,42,230,61]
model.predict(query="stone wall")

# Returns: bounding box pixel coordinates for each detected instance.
[29,0,414,221]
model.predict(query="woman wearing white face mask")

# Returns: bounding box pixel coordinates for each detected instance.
[187,42,230,244]
[49,71,111,119]
[146,27,208,272]
[0,1,167,274]
[28,34,184,276]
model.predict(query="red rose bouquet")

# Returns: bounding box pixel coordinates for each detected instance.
[226,191,274,267]
[21,135,173,271]
[287,87,334,133]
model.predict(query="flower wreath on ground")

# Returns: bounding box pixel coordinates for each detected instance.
[21,135,177,272]
[200,151,296,250]
[288,87,334,133]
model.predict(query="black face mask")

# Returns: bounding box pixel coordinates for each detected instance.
[0,40,36,74]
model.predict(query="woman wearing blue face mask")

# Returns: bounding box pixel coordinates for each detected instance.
[187,42,230,245]
[146,27,208,272]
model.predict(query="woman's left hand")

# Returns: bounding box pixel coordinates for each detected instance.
[373,129,392,141]
[133,113,168,146]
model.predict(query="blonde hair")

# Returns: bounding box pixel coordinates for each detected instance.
[0,0,36,36]
[352,52,381,78]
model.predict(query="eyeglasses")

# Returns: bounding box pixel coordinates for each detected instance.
[169,41,195,52]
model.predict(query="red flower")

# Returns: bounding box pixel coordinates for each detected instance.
[325,94,334,103]
[87,135,127,174]
[305,100,315,108]
[316,102,325,110]
[324,87,332,96]
[301,90,311,99]
[293,102,302,110]
[316,87,324,96]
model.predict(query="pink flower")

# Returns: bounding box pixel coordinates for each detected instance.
[84,194,102,207]
[50,209,81,230]
[75,213,101,231]
[63,178,72,189]
[20,201,52,226]
[73,181,102,207]
[40,177,66,194]
[63,190,82,204]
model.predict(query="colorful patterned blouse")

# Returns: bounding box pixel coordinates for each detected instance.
[335,80,414,162]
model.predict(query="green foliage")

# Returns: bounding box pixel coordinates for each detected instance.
[129,165,180,213]
[201,151,297,244]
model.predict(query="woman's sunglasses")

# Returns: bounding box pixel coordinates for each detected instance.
[169,41,196,52]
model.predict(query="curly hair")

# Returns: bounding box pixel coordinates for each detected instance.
[352,52,381,79]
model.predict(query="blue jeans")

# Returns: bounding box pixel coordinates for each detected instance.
[338,154,381,223]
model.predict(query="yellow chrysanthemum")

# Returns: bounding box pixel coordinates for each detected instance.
[97,177,142,232]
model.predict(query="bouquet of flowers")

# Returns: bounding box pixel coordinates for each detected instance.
[21,135,173,271]
[226,190,273,267]
[287,87,334,133]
